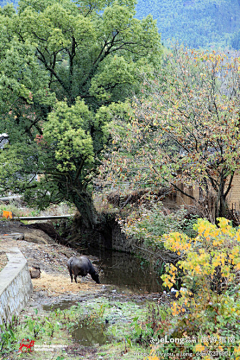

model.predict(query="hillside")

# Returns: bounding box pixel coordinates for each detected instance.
[1,0,240,49]
[136,0,240,49]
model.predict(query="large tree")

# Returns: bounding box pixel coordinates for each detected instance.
[0,0,161,227]
[101,47,240,222]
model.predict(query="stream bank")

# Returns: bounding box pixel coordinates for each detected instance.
[0,219,167,360]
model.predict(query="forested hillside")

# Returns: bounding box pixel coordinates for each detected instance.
[1,0,240,49]
[136,0,240,49]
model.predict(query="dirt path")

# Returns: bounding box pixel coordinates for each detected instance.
[0,219,167,359]
[0,220,106,311]
[0,219,162,308]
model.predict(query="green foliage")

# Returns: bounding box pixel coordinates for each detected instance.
[2,0,240,49]
[136,0,240,49]
[44,98,96,173]
[3,300,164,359]
[0,318,17,355]
[118,200,188,247]
[151,218,240,359]
[231,29,240,50]
[130,303,172,347]
[180,214,199,238]
[0,0,162,227]
[103,47,240,223]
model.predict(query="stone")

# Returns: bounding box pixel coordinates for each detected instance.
[29,265,41,279]
[23,229,55,245]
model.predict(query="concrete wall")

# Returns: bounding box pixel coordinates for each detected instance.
[0,247,33,327]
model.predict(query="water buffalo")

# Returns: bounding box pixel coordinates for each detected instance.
[67,256,100,284]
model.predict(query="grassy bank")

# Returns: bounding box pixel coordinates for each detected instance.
[1,297,160,360]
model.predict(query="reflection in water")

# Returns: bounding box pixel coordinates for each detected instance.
[43,301,77,311]
[71,323,107,346]
[43,249,163,347]
[81,248,163,294]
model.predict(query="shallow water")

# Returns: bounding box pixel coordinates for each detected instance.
[43,249,163,347]
[84,248,163,294]
[71,322,108,346]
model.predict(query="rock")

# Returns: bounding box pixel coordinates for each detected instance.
[22,222,64,243]
[29,265,41,279]
[15,234,24,240]
[23,229,55,245]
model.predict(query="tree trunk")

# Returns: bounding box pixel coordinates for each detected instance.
[71,190,101,229]
[215,195,228,221]
[215,175,229,222]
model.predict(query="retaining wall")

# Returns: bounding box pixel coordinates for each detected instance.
[111,221,134,252]
[0,247,33,327]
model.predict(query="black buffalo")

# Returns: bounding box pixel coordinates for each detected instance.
[67,256,100,284]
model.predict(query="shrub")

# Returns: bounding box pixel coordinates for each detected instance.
[149,218,240,359]
[118,201,188,248]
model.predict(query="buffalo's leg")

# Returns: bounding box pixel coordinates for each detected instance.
[69,269,73,283]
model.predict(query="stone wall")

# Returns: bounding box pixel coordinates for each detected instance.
[0,247,33,327]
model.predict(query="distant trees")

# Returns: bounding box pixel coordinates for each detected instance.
[231,30,240,50]
[102,47,240,222]
[136,0,240,49]
[0,0,162,227]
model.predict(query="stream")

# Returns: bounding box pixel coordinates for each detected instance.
[43,249,163,347]
[86,248,163,294]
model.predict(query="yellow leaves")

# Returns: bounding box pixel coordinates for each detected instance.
[229,247,240,271]
[161,216,240,329]
[236,229,240,242]
[234,345,240,356]
[212,254,224,268]
[162,276,173,289]
[195,264,202,274]
[168,264,177,276]
[149,219,240,359]
[235,262,240,271]
[218,217,231,231]
[221,265,231,278]
[164,232,191,253]
[233,343,240,360]
[171,301,183,316]
[195,344,205,352]
[230,247,239,258]
[195,218,216,237]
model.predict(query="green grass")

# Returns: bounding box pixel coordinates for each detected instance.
[2,298,154,360]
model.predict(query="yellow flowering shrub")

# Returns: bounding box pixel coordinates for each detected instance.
[162,218,240,295]
[149,218,240,359]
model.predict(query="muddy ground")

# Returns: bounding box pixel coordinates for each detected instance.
[0,219,167,359]
[0,220,162,309]
[0,220,107,309]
